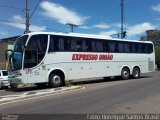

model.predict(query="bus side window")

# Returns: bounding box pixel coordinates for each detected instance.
[96,40,103,52]
[116,42,123,53]
[124,42,130,53]
[109,41,116,52]
[70,38,77,51]
[135,43,139,53]
[85,39,92,52]
[82,40,86,51]
[76,38,83,52]
[49,36,54,52]
[64,38,71,51]
[103,41,108,52]
[49,36,62,52]
[137,43,143,53]
[58,38,64,51]
[147,43,153,54]
[141,44,147,53]
[129,43,133,53]
[91,40,96,52]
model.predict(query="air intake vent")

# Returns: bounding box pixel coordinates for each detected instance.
[148,59,154,71]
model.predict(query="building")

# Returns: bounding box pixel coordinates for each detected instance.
[0,36,19,69]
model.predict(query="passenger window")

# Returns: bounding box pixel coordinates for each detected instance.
[103,41,108,52]
[109,41,116,52]
[96,41,103,52]
[91,40,96,51]
[116,42,123,52]
[49,36,65,52]
[141,44,147,53]
[76,38,83,52]
[64,38,71,51]
[130,43,136,53]
[138,44,143,53]
[82,40,86,51]
[147,43,153,54]
[85,39,92,52]
[124,43,130,53]
[71,39,77,51]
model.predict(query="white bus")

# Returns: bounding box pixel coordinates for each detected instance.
[8,32,155,88]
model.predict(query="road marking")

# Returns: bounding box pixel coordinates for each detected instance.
[0,86,85,106]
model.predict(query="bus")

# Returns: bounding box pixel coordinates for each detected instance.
[7,32,155,88]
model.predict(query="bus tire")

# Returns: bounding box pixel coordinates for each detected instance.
[121,67,130,80]
[49,74,63,88]
[103,77,110,80]
[132,67,140,79]
[36,83,47,88]
[10,84,18,89]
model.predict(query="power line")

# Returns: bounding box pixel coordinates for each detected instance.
[0,4,24,10]
[0,19,25,24]
[29,0,42,20]
[30,24,66,33]
[0,19,66,33]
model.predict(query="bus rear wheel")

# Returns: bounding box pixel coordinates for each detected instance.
[121,68,130,80]
[49,74,63,88]
[132,67,140,79]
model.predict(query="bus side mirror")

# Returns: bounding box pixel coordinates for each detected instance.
[5,49,13,60]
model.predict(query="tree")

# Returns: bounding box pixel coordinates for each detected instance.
[140,29,160,48]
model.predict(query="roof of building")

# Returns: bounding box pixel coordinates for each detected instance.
[0,36,19,43]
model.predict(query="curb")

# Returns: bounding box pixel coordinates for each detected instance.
[0,85,84,104]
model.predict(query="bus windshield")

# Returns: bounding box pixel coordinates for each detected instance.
[12,35,28,70]
[24,34,48,68]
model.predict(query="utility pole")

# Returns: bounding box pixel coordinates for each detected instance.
[120,0,125,39]
[66,23,79,32]
[25,0,30,33]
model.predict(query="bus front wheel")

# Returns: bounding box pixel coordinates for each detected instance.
[121,68,130,80]
[49,74,63,88]
[10,84,18,89]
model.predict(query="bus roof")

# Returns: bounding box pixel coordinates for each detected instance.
[24,32,153,44]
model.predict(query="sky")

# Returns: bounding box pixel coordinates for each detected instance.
[0,0,160,40]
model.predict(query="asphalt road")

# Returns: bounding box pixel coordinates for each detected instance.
[0,71,160,114]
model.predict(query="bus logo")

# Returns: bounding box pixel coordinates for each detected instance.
[72,54,113,61]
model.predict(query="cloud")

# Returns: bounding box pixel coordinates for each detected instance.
[1,15,46,32]
[127,22,156,36]
[152,4,160,12]
[0,31,8,35]
[40,1,88,25]
[79,25,90,29]
[99,30,118,36]
[93,23,110,29]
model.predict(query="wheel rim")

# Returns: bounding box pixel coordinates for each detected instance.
[134,69,139,78]
[123,71,129,77]
[52,75,61,84]
[122,70,129,79]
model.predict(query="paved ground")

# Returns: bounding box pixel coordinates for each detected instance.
[0,71,159,114]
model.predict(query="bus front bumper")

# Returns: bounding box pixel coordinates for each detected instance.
[8,77,22,85]
[0,80,10,87]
